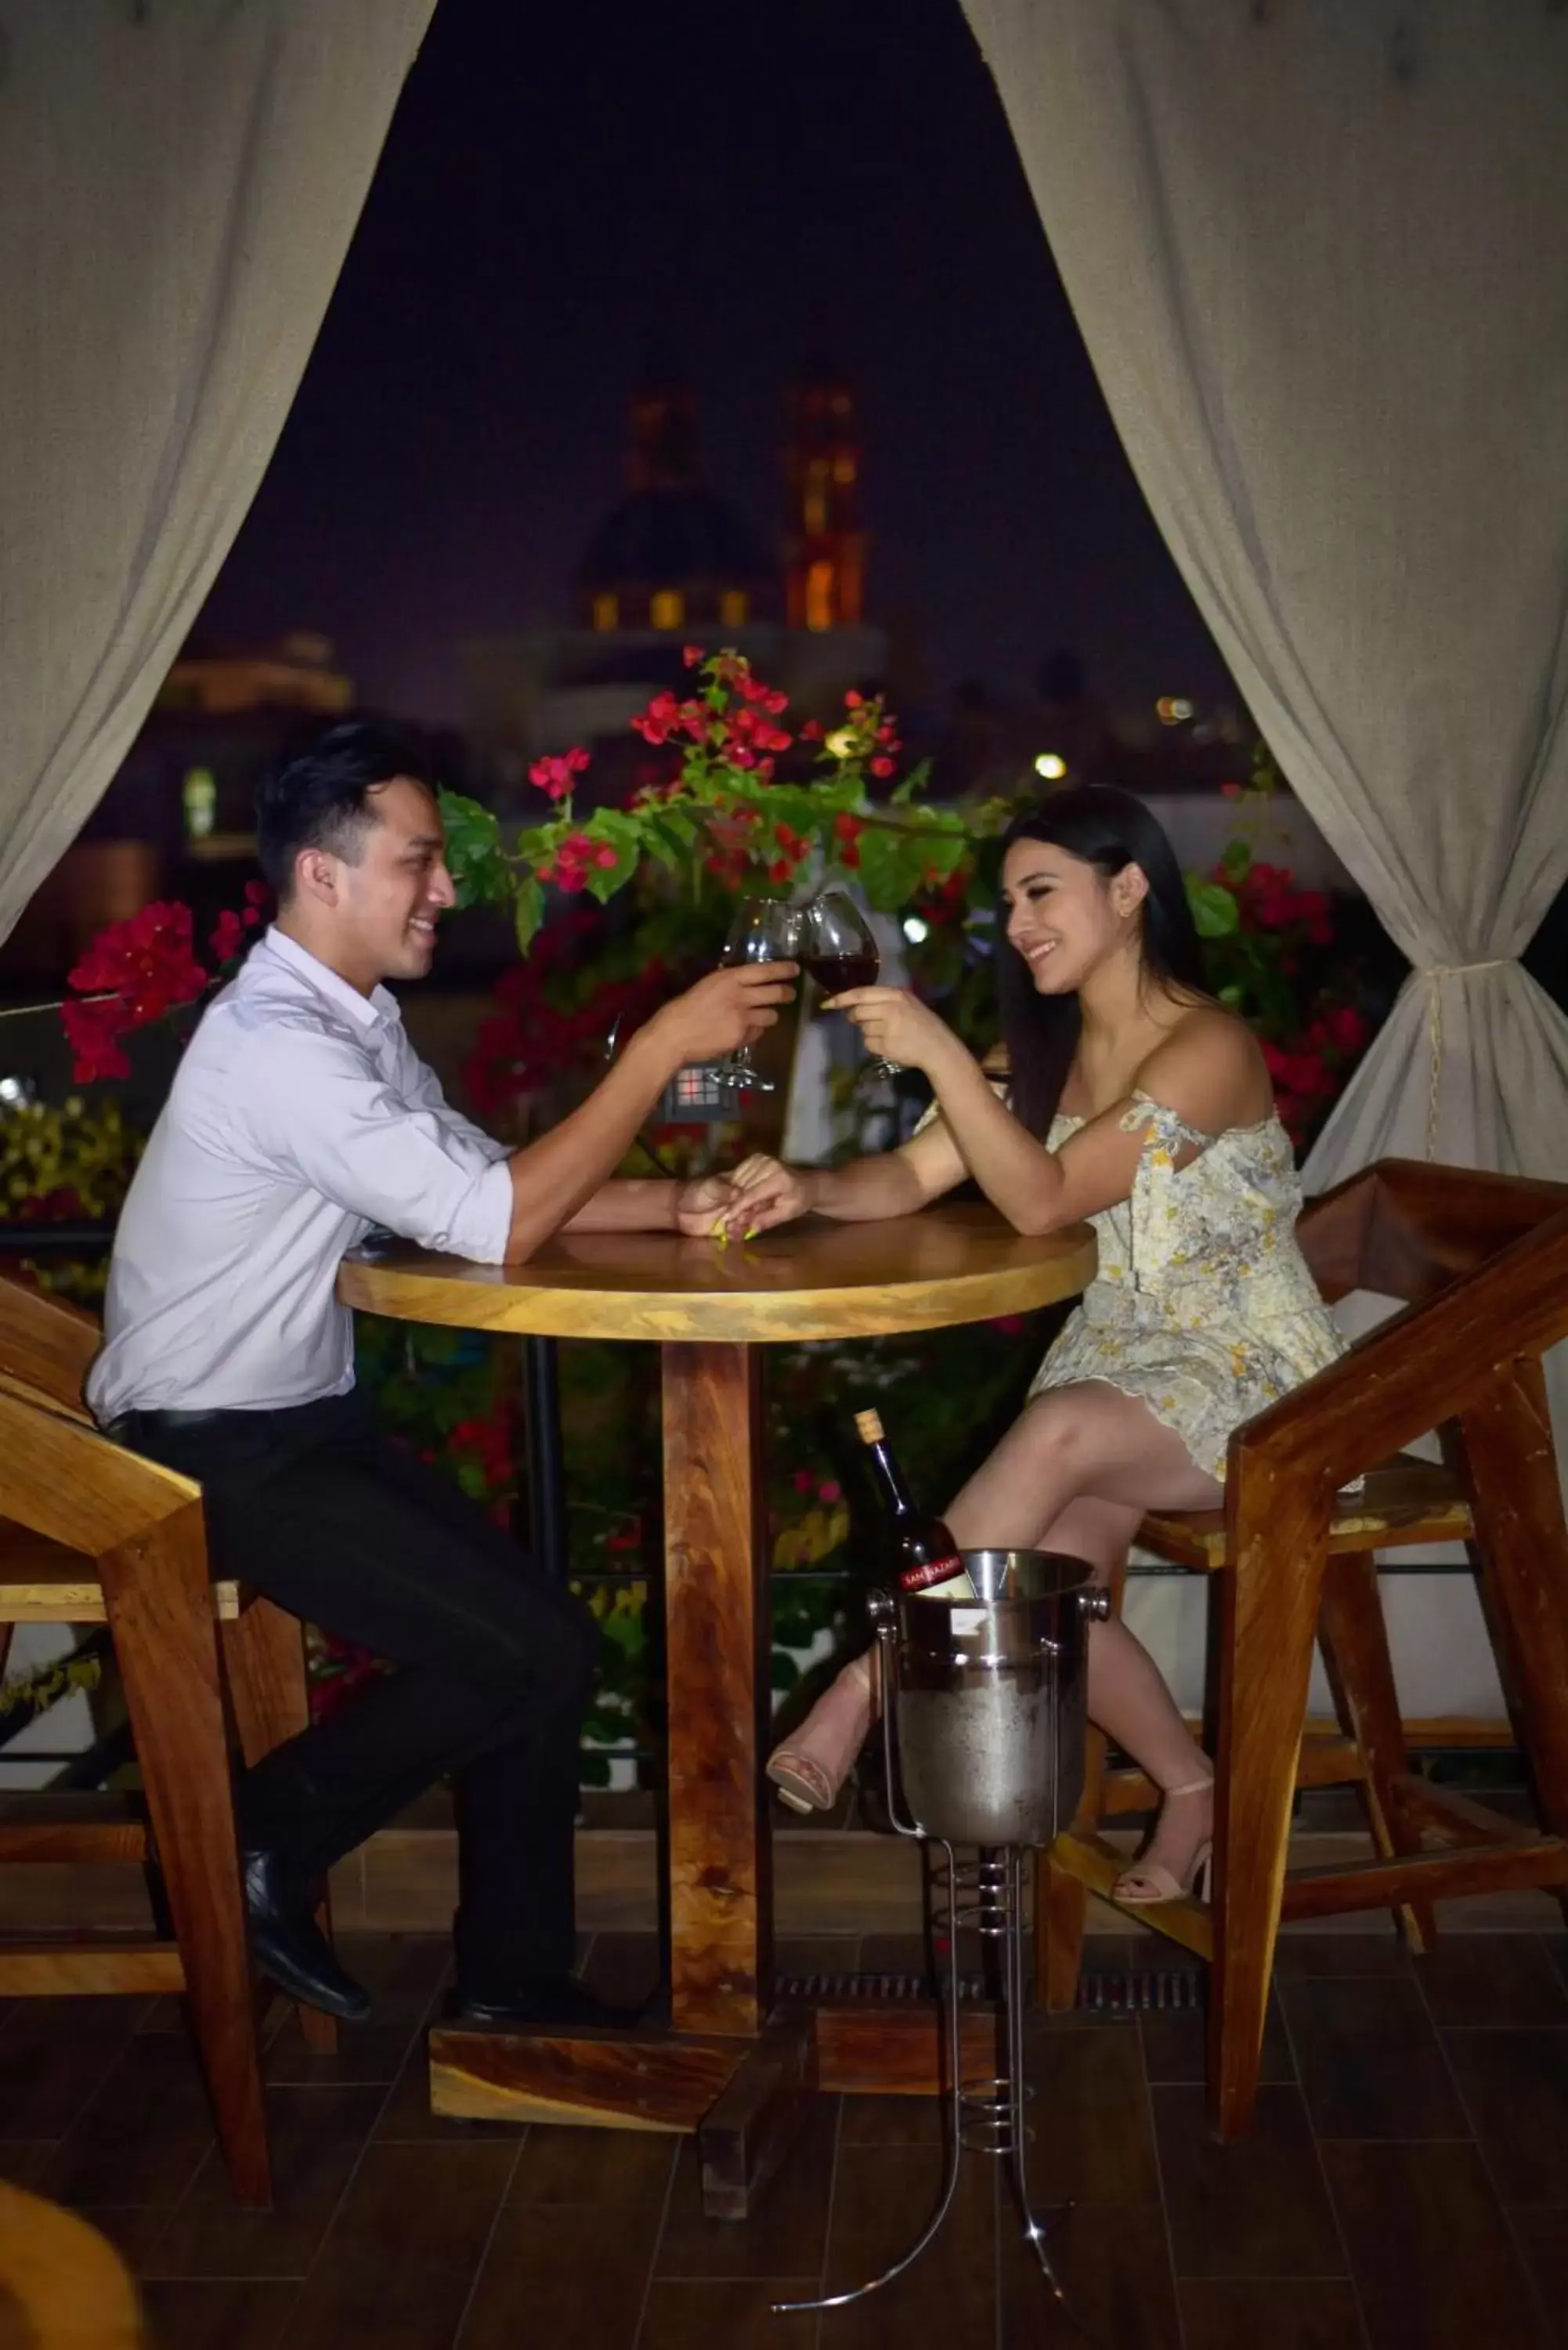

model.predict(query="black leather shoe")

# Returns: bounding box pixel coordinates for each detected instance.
[444,1975,644,2032]
[242,1848,371,2023]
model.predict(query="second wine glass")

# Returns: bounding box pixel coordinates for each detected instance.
[801,890,899,1081]
[715,898,803,1095]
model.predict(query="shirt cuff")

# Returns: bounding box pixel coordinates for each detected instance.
[439,1155,514,1264]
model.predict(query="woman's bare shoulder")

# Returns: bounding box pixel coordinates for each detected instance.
[1134,1006,1272,1125]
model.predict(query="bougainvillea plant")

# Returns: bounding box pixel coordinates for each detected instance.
[438,647,975,951]
[60,881,271,1083]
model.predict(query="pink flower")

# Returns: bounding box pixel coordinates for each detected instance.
[529,747,591,801]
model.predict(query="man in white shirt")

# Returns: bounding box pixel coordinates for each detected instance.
[89,724,793,2026]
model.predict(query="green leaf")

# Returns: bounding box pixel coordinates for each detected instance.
[1187,877,1241,938]
[438,790,508,910]
[582,809,643,904]
[856,824,922,913]
[891,758,934,806]
[1220,837,1252,884]
[514,877,546,953]
[771,1650,801,1693]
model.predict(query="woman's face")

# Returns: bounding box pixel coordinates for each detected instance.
[1000,837,1147,994]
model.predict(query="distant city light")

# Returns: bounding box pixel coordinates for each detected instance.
[1034,752,1067,780]
[1155,697,1195,725]
[902,916,930,944]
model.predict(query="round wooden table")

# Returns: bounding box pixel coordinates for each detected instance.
[338,1202,1094,2207]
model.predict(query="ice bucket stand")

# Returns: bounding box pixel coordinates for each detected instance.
[775,1549,1109,2324]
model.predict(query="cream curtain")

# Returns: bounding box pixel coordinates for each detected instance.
[0,0,437,945]
[961,0,1568,1459]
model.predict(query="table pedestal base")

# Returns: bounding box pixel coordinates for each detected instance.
[428,1998,1001,2219]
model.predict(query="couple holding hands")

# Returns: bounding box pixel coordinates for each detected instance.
[89,721,1344,2023]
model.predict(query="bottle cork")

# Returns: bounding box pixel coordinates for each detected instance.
[854,1409,883,1444]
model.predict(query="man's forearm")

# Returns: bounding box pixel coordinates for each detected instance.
[503,1032,677,1260]
[562,1177,678,1235]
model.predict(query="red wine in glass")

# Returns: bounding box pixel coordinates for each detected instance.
[801,891,899,1081]
[804,950,879,996]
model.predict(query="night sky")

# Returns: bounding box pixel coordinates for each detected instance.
[197,0,1237,731]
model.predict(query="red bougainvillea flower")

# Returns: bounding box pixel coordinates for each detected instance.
[242,879,271,926]
[683,645,704,667]
[832,811,864,870]
[209,909,247,964]
[60,998,132,1084]
[62,900,210,1081]
[68,902,208,1024]
[529,747,591,801]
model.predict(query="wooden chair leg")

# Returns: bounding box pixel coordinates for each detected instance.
[99,1505,271,2207]
[222,1597,339,2055]
[1459,1357,1568,1925]
[1317,1549,1436,1952]
[1209,1474,1329,2141]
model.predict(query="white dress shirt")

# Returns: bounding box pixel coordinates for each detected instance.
[87,927,514,1422]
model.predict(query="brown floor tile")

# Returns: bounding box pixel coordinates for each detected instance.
[0,2139,52,2187]
[506,2121,676,2206]
[265,1935,450,2087]
[0,1995,145,2138]
[822,2141,995,2350]
[1151,2084,1346,2280]
[279,2139,518,2350]
[838,2092,943,2148]
[141,2278,299,2349]
[1414,1936,1568,2027]
[655,2099,837,2281]
[1321,2138,1551,2350]
[1512,2210,1568,2350]
[143,2085,384,2280]
[1024,2022,1161,2205]
[1440,2027,1568,2207]
[1279,1976,1469,2138]
[1271,1932,1414,1980]
[1179,2278,1366,2349]
[1139,1994,1295,2088]
[40,2034,215,2211]
[999,2202,1182,2348]
[75,2204,174,2269]
[638,2277,820,2350]
[458,2199,663,2350]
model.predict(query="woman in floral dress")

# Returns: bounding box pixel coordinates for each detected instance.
[724,786,1348,1904]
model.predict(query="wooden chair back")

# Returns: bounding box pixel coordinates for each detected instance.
[0,1267,99,1421]
[1299,1158,1568,1308]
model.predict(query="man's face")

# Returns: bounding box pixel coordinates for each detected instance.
[324,778,456,985]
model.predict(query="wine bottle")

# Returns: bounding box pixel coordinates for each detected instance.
[854,1408,975,1598]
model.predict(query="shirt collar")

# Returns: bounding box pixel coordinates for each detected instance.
[259,926,400,1031]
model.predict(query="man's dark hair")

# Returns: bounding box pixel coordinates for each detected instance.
[255,722,434,897]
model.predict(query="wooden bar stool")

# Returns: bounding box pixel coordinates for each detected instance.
[1038,1159,1568,2138]
[0,1274,336,2209]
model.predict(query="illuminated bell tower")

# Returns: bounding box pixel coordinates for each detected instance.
[784,367,866,631]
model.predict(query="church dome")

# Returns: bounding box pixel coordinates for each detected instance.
[574,379,774,633]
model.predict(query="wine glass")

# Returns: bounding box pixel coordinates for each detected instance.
[715,898,803,1095]
[801,890,898,1081]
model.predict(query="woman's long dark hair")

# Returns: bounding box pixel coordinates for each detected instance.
[996,786,1209,1139]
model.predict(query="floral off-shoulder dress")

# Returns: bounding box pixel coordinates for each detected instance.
[1028,1091,1349,1482]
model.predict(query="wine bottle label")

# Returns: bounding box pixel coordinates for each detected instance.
[900,1552,969,1594]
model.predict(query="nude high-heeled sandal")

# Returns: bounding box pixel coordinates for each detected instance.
[1113,1774,1215,1904]
[766,1657,876,1814]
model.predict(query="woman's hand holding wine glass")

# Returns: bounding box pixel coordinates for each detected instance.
[816,982,959,1077]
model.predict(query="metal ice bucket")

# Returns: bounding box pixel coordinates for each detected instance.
[872,1549,1107,1848]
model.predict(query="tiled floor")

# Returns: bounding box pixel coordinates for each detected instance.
[2,1929,1566,2348]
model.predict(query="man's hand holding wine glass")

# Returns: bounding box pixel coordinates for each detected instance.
[645,958,798,1069]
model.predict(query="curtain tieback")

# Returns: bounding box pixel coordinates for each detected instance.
[1415,960,1515,1160]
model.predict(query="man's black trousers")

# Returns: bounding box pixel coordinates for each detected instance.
[116,1390,596,1997]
